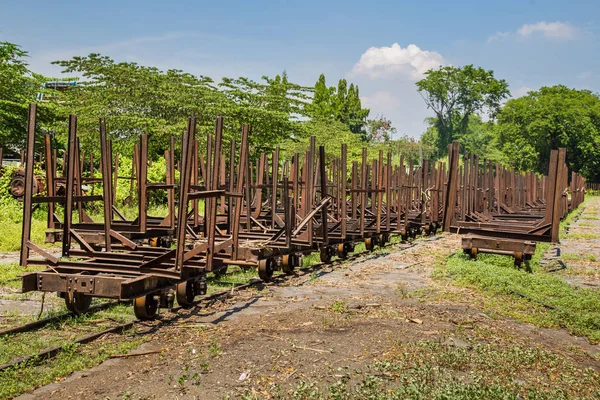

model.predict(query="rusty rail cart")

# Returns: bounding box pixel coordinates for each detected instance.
[20,107,224,319]
[441,141,585,266]
[17,103,452,318]
[41,123,178,248]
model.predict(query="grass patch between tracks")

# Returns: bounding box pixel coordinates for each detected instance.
[0,329,144,400]
[0,303,135,365]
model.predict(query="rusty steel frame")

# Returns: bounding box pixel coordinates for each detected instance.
[17,105,586,317]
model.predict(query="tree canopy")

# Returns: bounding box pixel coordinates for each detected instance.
[309,74,370,136]
[416,65,510,157]
[497,85,600,182]
[0,42,39,149]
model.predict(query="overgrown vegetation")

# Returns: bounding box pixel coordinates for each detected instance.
[435,199,600,343]
[234,340,600,399]
[0,332,143,400]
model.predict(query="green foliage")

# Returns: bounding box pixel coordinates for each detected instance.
[52,54,224,155]
[497,85,600,182]
[281,119,365,163]
[51,55,314,159]
[0,42,39,150]
[364,115,396,142]
[308,74,370,136]
[424,116,506,163]
[441,250,600,343]
[417,65,510,157]
[219,72,311,154]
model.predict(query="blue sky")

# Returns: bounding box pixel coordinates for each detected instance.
[2,0,599,138]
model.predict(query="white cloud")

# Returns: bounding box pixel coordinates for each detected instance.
[517,21,577,39]
[487,21,578,44]
[513,86,532,98]
[361,91,400,112]
[487,31,510,43]
[351,43,445,80]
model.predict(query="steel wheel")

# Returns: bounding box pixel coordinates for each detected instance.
[365,237,375,251]
[65,292,92,315]
[258,259,275,281]
[282,255,295,274]
[176,280,196,307]
[514,251,523,267]
[320,247,332,263]
[400,229,408,242]
[134,294,159,320]
[213,265,228,277]
[336,243,348,259]
[469,247,478,260]
[423,224,431,235]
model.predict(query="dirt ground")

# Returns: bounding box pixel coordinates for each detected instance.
[13,220,600,399]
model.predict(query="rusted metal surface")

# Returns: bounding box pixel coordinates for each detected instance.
[442,141,586,260]
[16,105,586,319]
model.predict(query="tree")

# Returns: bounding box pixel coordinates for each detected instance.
[416,65,510,156]
[308,74,369,136]
[219,73,312,154]
[281,119,364,164]
[52,55,312,158]
[421,116,505,163]
[53,54,225,155]
[0,42,40,149]
[365,115,397,142]
[497,85,600,182]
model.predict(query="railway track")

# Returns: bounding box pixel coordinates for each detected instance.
[0,237,422,373]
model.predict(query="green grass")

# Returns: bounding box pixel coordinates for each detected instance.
[0,262,45,288]
[233,341,600,399]
[581,216,599,221]
[562,252,598,262]
[0,303,135,365]
[563,232,600,240]
[0,217,51,253]
[0,332,144,400]
[441,252,600,342]
[436,200,600,343]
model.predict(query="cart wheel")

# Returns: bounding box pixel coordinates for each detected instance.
[469,247,478,260]
[365,238,375,251]
[195,279,208,295]
[282,255,295,274]
[258,259,275,281]
[65,292,92,315]
[134,294,159,320]
[320,247,332,263]
[213,265,228,277]
[514,251,523,267]
[378,234,386,247]
[336,243,348,259]
[294,255,303,268]
[423,224,431,235]
[176,280,197,307]
[400,229,408,242]
[148,237,159,247]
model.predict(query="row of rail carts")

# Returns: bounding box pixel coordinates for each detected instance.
[444,142,586,266]
[17,104,586,319]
